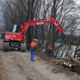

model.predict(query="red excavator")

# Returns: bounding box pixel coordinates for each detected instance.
[0,17,65,52]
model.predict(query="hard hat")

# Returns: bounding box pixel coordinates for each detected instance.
[49,45,51,47]
[34,39,37,41]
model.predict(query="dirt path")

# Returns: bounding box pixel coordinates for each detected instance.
[0,40,80,80]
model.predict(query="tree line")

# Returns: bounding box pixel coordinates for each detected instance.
[1,0,80,59]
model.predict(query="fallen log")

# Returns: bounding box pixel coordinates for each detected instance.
[67,53,80,65]
[61,62,73,68]
[52,58,80,74]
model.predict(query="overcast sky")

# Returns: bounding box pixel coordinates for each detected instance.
[0,1,4,25]
[74,0,80,5]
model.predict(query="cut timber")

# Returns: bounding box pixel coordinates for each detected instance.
[52,60,67,62]
[67,53,80,65]
[61,62,80,74]
[61,62,77,68]
[52,58,80,74]
[52,59,72,63]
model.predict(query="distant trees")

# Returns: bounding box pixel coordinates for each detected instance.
[0,24,5,32]
[2,0,43,49]
[2,0,68,48]
[3,0,40,29]
[49,0,65,47]
[53,0,80,59]
[2,0,79,56]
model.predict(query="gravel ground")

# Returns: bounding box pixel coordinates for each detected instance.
[0,40,80,80]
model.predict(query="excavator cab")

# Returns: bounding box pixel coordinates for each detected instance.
[12,25,20,32]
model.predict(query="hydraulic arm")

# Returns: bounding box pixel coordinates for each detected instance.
[18,17,64,41]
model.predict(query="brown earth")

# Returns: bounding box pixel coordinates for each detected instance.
[0,40,80,80]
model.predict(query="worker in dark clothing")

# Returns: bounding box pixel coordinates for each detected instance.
[47,45,53,57]
[30,39,37,61]
[60,35,66,43]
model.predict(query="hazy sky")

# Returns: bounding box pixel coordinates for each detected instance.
[74,0,80,5]
[0,1,4,25]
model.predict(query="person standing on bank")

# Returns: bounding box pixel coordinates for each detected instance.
[47,45,53,57]
[30,39,37,61]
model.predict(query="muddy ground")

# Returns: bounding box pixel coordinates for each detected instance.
[0,40,80,80]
